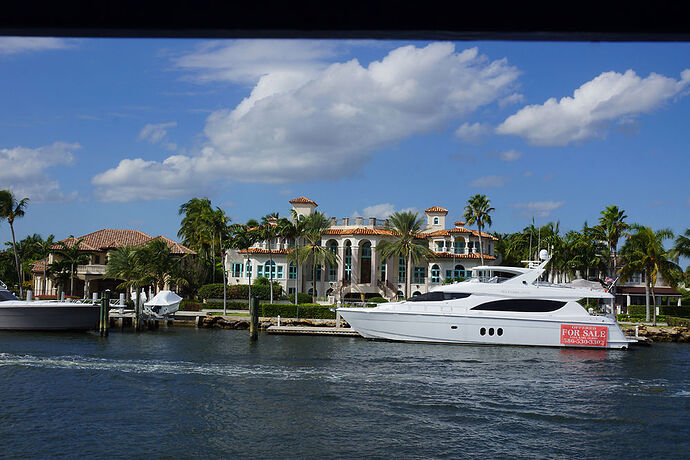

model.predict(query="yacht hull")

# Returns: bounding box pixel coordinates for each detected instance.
[0,305,101,331]
[338,308,634,349]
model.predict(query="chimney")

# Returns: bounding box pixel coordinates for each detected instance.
[355,217,363,226]
[370,217,377,227]
[342,217,349,226]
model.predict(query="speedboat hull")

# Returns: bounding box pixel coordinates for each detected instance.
[338,308,635,349]
[0,304,100,331]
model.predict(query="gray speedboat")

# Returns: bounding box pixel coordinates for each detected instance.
[0,283,100,331]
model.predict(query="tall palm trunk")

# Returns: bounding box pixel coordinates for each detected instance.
[312,255,317,300]
[9,223,23,297]
[406,252,412,299]
[651,285,657,326]
[477,222,485,266]
[644,270,650,322]
[70,263,74,296]
[294,244,299,305]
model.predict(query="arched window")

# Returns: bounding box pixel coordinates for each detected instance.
[327,240,338,281]
[264,260,276,279]
[412,291,422,297]
[433,217,439,225]
[454,264,466,279]
[360,241,372,283]
[431,264,440,283]
[397,290,404,300]
[344,241,352,281]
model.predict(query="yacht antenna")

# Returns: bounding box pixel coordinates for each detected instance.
[528,218,533,264]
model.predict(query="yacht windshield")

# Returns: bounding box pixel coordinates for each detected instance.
[408,292,471,302]
[0,290,20,301]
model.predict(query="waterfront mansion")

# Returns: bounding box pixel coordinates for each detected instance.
[224,197,498,301]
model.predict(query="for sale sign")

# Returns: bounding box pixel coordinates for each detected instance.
[560,324,608,347]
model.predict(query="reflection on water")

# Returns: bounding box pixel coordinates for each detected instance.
[0,330,687,459]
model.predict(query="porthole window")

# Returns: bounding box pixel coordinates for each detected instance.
[451,325,458,330]
[480,327,486,336]
[489,328,495,336]
[497,328,503,336]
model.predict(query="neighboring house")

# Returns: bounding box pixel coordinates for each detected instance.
[225,197,498,301]
[30,229,195,297]
[614,272,682,313]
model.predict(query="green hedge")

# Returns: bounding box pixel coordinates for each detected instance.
[260,303,336,319]
[617,314,667,323]
[204,300,249,310]
[627,305,690,318]
[666,316,690,327]
[198,283,281,301]
[369,296,388,304]
[180,300,203,311]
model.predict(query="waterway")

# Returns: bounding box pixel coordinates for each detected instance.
[0,329,688,459]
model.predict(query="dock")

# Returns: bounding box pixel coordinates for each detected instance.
[267,326,360,336]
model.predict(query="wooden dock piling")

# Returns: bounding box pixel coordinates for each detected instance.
[249,296,259,341]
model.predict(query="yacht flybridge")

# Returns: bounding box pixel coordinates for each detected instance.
[338,251,636,349]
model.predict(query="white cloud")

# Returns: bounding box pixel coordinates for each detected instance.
[469,175,509,188]
[511,201,565,217]
[138,122,177,144]
[0,37,72,55]
[498,149,521,162]
[95,43,520,201]
[497,69,690,146]
[454,121,491,142]
[351,203,418,219]
[0,142,79,202]
[498,92,525,108]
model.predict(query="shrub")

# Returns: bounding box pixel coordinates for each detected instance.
[369,296,388,303]
[260,303,336,319]
[666,316,690,327]
[253,276,269,286]
[204,301,249,310]
[200,284,281,301]
[617,314,667,323]
[180,300,203,311]
[627,305,690,318]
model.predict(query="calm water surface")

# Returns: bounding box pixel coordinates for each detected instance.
[0,329,688,459]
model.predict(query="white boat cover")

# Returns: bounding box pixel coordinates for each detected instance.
[144,290,182,307]
[562,279,606,291]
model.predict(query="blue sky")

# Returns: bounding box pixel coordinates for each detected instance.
[1,38,689,252]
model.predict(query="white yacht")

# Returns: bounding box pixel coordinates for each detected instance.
[0,282,100,331]
[338,251,636,349]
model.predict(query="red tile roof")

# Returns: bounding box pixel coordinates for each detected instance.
[424,228,499,241]
[324,228,397,236]
[289,197,317,206]
[51,229,196,254]
[425,206,448,214]
[30,257,49,273]
[432,252,497,260]
[239,248,293,255]
[454,221,466,226]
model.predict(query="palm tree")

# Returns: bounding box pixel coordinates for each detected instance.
[619,225,682,324]
[290,211,337,299]
[209,207,231,283]
[277,211,307,304]
[35,234,55,295]
[104,246,142,300]
[259,212,280,303]
[376,211,433,299]
[0,190,30,297]
[135,239,183,293]
[673,229,690,258]
[566,222,608,281]
[178,197,214,281]
[52,236,90,296]
[228,222,259,304]
[597,205,630,278]
[463,194,495,266]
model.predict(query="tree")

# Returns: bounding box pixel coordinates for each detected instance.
[104,245,142,300]
[597,205,629,278]
[565,222,608,281]
[228,222,260,304]
[135,239,183,293]
[277,211,307,304]
[673,229,690,259]
[619,225,682,324]
[463,194,494,266]
[376,211,432,299]
[52,236,90,296]
[289,211,337,299]
[0,190,29,297]
[259,212,280,303]
[178,197,215,281]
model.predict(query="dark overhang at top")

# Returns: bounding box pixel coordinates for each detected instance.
[2,1,690,42]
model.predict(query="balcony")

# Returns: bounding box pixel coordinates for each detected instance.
[76,264,107,275]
